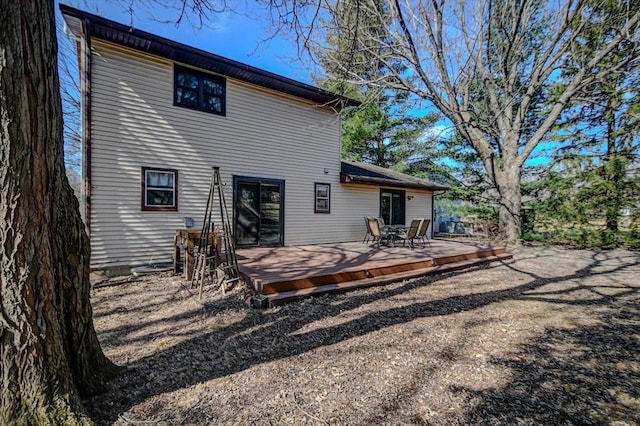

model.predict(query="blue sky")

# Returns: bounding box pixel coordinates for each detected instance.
[56,0,314,84]
[55,1,554,170]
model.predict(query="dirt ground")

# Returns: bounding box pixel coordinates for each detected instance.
[85,246,639,425]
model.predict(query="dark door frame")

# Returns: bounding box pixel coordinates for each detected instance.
[233,175,285,247]
[379,188,406,226]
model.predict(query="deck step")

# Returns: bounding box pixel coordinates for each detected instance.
[266,252,513,306]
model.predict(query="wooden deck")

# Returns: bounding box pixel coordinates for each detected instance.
[237,239,512,304]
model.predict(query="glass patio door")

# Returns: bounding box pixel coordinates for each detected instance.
[380,189,406,226]
[234,177,284,247]
[259,183,282,245]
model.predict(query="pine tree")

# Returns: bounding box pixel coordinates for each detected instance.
[560,0,640,232]
[266,0,640,242]
[315,0,439,168]
[527,0,640,244]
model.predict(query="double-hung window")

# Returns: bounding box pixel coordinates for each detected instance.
[141,167,178,211]
[314,183,331,213]
[174,66,225,115]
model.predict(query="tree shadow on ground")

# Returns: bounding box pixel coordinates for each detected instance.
[84,249,639,424]
[458,298,639,424]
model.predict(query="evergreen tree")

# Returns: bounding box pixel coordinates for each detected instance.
[526,0,640,244]
[340,101,439,167]
[266,0,640,242]
[559,0,640,232]
[315,0,440,168]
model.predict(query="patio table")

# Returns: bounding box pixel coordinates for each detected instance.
[383,224,407,247]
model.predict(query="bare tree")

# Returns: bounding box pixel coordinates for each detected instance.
[265,0,640,242]
[1,0,234,421]
[1,0,119,423]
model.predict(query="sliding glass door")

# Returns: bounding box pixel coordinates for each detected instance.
[259,183,282,245]
[380,189,406,226]
[234,177,284,247]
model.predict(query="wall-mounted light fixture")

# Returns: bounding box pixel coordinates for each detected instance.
[407,195,414,201]
[323,168,329,174]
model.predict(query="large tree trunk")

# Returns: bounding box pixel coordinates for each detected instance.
[1,1,118,424]
[493,164,523,244]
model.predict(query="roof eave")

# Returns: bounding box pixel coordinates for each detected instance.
[59,4,360,109]
[340,173,449,191]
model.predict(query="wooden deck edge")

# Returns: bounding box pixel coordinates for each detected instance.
[251,247,507,295]
[432,247,507,266]
[258,258,437,294]
[266,252,513,306]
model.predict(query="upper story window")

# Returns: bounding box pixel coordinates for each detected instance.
[141,167,178,211]
[174,66,226,115]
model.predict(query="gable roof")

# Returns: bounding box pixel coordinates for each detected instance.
[59,5,359,109]
[341,160,450,191]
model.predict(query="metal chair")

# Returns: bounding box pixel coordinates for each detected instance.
[362,216,373,244]
[367,216,390,247]
[398,219,422,248]
[417,218,432,247]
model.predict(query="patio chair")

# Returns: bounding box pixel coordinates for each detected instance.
[367,216,390,247]
[363,216,373,244]
[398,218,422,248]
[417,218,432,247]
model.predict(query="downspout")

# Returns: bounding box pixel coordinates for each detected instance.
[80,18,92,235]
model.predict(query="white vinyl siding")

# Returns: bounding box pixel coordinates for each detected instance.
[405,190,434,235]
[88,41,435,268]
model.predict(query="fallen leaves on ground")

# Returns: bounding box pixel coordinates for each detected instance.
[85,246,639,425]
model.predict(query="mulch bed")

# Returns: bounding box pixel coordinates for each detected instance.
[84,246,639,425]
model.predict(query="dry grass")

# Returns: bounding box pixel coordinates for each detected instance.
[85,246,639,425]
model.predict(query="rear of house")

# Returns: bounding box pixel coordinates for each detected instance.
[61,5,448,272]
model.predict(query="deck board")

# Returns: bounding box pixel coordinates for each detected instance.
[237,239,512,301]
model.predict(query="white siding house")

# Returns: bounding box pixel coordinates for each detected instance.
[61,6,448,271]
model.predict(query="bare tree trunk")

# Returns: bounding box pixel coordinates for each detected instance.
[271,0,639,244]
[495,169,522,243]
[483,151,522,243]
[1,0,118,423]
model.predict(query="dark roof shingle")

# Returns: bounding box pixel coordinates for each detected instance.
[340,160,449,191]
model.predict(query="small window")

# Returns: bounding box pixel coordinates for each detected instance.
[314,183,331,213]
[174,66,226,115]
[141,167,178,211]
